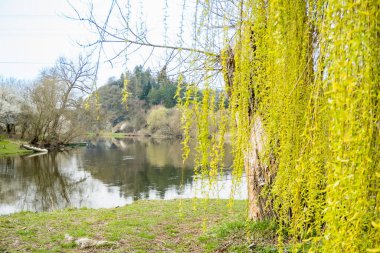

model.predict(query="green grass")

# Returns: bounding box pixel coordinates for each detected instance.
[200,219,278,252]
[0,199,278,252]
[0,139,32,156]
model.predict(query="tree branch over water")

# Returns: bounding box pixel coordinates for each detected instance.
[65,0,240,81]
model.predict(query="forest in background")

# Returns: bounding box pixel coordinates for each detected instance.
[0,59,225,146]
[95,65,182,136]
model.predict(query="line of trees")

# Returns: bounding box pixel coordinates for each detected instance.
[95,65,226,137]
[94,65,190,136]
[96,65,180,127]
[0,56,98,147]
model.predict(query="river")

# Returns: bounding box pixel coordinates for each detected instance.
[0,138,247,215]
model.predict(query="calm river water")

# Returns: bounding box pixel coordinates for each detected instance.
[0,138,247,215]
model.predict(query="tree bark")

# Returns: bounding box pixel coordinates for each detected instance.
[245,116,269,220]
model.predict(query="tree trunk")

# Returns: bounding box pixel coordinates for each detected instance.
[245,116,272,220]
[6,123,15,136]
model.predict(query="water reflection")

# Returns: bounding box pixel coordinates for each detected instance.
[82,138,195,200]
[0,152,88,214]
[0,138,246,215]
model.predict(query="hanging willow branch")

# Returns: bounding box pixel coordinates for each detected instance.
[71,1,379,251]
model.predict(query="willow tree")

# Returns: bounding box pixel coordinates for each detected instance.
[215,0,379,251]
[75,0,379,251]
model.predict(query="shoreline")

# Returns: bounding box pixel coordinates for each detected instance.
[0,138,33,157]
[90,131,183,140]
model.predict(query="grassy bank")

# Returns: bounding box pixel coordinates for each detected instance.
[0,139,31,156]
[0,199,278,253]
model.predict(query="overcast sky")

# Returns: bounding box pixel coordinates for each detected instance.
[0,0,187,86]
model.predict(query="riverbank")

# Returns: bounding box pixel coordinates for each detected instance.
[0,199,278,252]
[0,139,32,156]
[89,131,183,140]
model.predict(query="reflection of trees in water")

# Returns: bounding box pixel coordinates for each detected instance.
[0,157,15,178]
[83,138,195,200]
[0,138,234,213]
[0,153,86,212]
[23,154,70,210]
[0,157,18,206]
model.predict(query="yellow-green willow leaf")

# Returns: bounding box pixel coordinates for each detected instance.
[183,0,379,251]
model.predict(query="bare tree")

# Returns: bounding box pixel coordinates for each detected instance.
[21,55,96,146]
[49,55,95,143]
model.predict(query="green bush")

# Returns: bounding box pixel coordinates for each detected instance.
[147,106,181,137]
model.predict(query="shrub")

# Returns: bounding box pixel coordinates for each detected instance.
[147,106,181,137]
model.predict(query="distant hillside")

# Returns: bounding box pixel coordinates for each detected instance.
[96,66,180,129]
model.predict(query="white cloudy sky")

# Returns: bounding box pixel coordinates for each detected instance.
[0,0,189,86]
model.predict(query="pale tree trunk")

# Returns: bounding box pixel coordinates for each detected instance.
[245,116,272,220]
